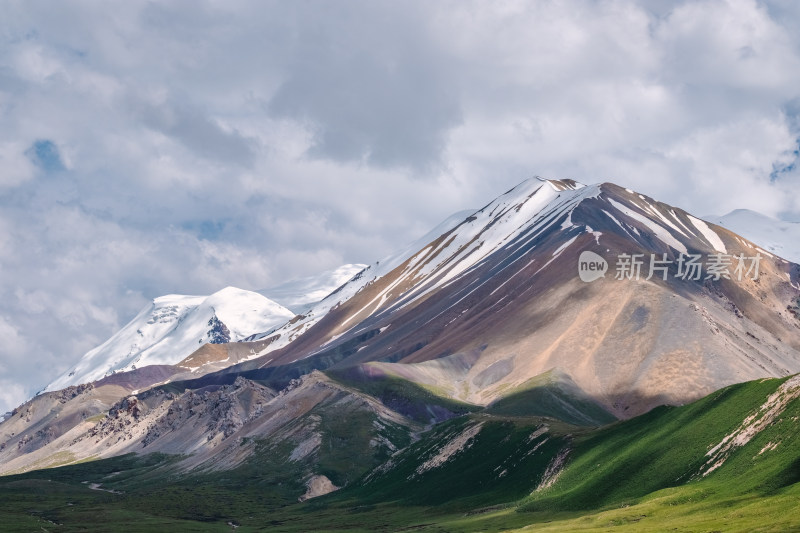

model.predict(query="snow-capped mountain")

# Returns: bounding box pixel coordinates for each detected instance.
[4,177,800,483]
[258,264,368,314]
[232,178,800,418]
[710,209,800,264]
[18,178,800,421]
[44,287,295,392]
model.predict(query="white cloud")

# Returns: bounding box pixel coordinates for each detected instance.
[0,382,27,417]
[658,0,800,90]
[0,317,25,359]
[0,142,35,187]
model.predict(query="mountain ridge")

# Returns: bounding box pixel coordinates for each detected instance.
[217,179,800,418]
[2,371,800,531]
[3,176,800,498]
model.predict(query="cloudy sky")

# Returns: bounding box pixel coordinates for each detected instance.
[2,0,800,413]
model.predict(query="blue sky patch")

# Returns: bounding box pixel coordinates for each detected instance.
[26,139,65,172]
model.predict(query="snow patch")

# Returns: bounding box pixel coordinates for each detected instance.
[688,215,727,253]
[608,198,688,254]
[756,247,774,258]
[260,264,367,314]
[711,209,800,264]
[552,235,578,257]
[585,225,602,244]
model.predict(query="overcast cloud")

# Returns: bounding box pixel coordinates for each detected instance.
[1,0,800,413]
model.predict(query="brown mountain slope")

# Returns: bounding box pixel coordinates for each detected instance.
[221,180,800,418]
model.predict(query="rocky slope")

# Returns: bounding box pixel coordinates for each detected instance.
[0,370,420,493]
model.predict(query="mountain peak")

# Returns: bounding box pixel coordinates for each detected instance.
[44,287,294,392]
[35,178,800,423]
[233,177,800,419]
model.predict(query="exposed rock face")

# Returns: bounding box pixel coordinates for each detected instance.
[413,422,484,477]
[85,376,277,451]
[698,374,800,477]
[0,372,419,494]
[0,383,131,475]
[56,383,94,404]
[206,315,231,344]
[299,474,339,501]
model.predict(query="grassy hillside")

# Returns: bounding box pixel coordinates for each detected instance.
[522,376,800,512]
[1,375,799,531]
[324,366,480,424]
[348,415,572,508]
[485,370,617,426]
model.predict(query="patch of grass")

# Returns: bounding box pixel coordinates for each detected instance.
[485,371,617,426]
[340,415,570,510]
[313,403,399,487]
[3,450,78,475]
[325,367,480,424]
[84,413,107,424]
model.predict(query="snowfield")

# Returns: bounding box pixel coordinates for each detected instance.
[44,287,294,392]
[711,209,800,264]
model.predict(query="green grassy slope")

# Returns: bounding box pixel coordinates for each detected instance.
[1,375,799,531]
[485,370,617,426]
[324,367,481,424]
[521,376,800,512]
[348,415,572,509]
